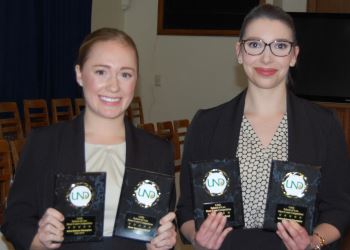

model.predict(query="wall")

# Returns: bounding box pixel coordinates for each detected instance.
[123,1,246,122]
[275,0,307,11]
[92,0,307,123]
[91,0,123,31]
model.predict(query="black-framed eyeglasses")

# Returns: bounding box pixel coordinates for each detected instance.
[241,39,295,57]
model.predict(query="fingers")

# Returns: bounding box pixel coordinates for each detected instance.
[214,227,233,248]
[159,212,176,227]
[37,208,65,248]
[276,220,310,250]
[150,224,177,249]
[195,211,232,250]
[149,212,177,249]
[39,208,64,230]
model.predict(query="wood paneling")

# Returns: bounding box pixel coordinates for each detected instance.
[308,0,350,13]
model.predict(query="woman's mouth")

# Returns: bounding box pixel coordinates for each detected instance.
[100,96,121,103]
[255,67,277,76]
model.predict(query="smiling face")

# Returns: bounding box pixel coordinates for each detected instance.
[236,18,299,90]
[75,40,138,123]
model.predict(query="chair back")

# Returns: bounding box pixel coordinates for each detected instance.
[51,98,74,123]
[127,96,144,125]
[0,102,24,140]
[156,120,178,156]
[9,138,26,170]
[173,119,190,145]
[137,123,156,134]
[74,98,85,116]
[0,139,12,224]
[156,121,174,141]
[173,119,190,171]
[23,99,50,135]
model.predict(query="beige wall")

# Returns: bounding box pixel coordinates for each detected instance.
[279,0,307,12]
[123,1,245,122]
[91,0,124,31]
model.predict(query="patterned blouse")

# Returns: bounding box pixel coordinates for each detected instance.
[236,114,288,228]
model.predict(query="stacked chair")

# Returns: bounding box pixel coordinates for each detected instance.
[0,102,24,140]
[51,98,74,123]
[23,99,50,135]
[0,139,13,224]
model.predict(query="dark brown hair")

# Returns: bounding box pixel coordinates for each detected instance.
[239,4,298,89]
[239,4,297,44]
[76,27,139,72]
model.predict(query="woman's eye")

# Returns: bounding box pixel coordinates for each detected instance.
[275,42,288,50]
[95,70,106,76]
[121,72,132,79]
[247,41,262,48]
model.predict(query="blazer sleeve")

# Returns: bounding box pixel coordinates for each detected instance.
[317,111,350,234]
[176,110,202,228]
[1,130,53,250]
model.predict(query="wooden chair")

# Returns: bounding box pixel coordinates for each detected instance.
[74,98,85,116]
[0,102,24,140]
[156,121,174,141]
[127,96,144,126]
[51,98,74,124]
[137,123,156,135]
[173,119,190,171]
[156,121,180,170]
[23,99,50,135]
[0,139,13,224]
[9,138,26,170]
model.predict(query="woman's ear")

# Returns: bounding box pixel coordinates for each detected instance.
[75,65,83,86]
[290,45,300,67]
[235,42,243,64]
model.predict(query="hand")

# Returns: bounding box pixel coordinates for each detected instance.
[147,212,177,250]
[276,220,311,250]
[31,208,65,249]
[193,211,233,250]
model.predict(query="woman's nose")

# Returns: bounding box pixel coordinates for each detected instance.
[261,45,273,63]
[107,76,120,92]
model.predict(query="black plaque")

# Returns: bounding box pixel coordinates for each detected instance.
[114,167,174,242]
[190,158,244,230]
[54,172,106,242]
[264,161,321,233]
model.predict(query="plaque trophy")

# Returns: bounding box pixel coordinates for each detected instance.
[54,172,106,242]
[190,158,244,230]
[263,160,321,233]
[114,167,174,242]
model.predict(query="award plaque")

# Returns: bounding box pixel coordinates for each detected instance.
[190,158,244,230]
[54,172,106,242]
[263,161,321,233]
[114,167,174,242]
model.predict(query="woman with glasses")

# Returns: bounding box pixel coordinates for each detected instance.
[176,4,350,250]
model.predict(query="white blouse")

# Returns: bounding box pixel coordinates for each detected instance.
[85,142,126,236]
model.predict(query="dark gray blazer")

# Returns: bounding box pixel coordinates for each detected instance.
[2,114,175,250]
[176,90,350,250]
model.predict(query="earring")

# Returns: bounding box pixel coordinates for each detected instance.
[238,59,242,64]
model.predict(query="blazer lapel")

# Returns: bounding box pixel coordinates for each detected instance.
[287,92,321,164]
[124,117,140,169]
[57,113,86,173]
[208,90,246,159]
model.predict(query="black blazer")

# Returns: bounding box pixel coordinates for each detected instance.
[176,90,350,249]
[2,114,175,250]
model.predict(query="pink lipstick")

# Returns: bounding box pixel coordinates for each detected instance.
[255,67,277,76]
